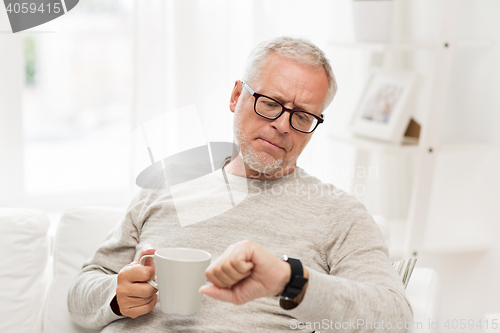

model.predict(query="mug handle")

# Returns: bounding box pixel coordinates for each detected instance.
[139,254,159,289]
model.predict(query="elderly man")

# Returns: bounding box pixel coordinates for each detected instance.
[68,36,413,332]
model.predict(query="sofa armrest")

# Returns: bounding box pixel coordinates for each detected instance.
[406,268,440,332]
[0,208,51,333]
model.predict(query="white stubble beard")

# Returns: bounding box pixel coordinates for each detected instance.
[233,103,297,176]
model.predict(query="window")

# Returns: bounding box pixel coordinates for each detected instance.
[22,0,134,197]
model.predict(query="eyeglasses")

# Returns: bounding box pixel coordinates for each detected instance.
[241,80,324,134]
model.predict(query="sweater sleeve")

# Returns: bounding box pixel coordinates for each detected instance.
[284,197,414,333]
[67,189,155,330]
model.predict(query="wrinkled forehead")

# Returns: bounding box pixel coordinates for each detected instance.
[252,55,329,114]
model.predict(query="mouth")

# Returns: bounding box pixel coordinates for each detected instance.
[258,138,286,151]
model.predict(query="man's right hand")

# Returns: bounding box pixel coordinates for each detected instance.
[115,245,158,318]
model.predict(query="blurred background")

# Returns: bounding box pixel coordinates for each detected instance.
[1,0,499,331]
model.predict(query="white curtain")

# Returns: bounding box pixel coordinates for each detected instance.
[0,36,24,205]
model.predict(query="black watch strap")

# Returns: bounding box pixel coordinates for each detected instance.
[280,255,308,300]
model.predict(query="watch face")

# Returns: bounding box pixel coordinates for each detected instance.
[280,255,288,261]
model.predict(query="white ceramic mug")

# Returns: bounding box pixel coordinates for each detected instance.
[140,248,211,315]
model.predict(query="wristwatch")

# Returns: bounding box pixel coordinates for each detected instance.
[279,255,308,301]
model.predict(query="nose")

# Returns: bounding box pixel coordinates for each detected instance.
[270,111,291,134]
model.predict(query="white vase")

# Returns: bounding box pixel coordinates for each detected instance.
[351,0,394,42]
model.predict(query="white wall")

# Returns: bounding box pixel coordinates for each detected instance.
[416,0,500,329]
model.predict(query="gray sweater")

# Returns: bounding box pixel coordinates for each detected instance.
[68,167,413,332]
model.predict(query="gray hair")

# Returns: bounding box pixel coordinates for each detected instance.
[242,36,337,112]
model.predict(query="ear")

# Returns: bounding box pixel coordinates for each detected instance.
[229,80,242,113]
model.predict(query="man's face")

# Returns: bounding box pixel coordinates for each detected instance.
[229,53,329,179]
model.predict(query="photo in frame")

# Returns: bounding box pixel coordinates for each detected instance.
[350,70,417,143]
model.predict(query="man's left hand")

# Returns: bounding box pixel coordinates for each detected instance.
[199,240,292,305]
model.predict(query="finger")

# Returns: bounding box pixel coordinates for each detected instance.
[205,267,230,288]
[139,243,155,256]
[121,264,155,283]
[137,244,156,265]
[205,253,253,287]
[126,282,158,298]
[199,284,246,305]
[121,294,158,319]
[219,260,253,284]
[117,292,156,315]
[231,259,254,275]
[209,261,248,288]
[126,293,157,304]
[123,294,156,307]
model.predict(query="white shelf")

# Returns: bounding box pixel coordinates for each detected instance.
[455,40,494,48]
[439,139,491,152]
[329,40,494,52]
[329,130,420,154]
[424,241,491,255]
[388,219,491,261]
[329,41,436,52]
[329,130,491,155]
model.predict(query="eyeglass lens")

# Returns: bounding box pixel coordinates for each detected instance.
[255,95,318,133]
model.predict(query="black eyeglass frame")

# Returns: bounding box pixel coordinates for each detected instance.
[241,80,324,134]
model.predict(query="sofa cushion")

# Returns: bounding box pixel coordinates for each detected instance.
[43,206,124,333]
[406,268,440,332]
[0,208,50,333]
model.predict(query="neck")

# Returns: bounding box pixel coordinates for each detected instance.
[224,154,296,180]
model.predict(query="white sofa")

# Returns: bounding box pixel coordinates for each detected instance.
[0,207,440,333]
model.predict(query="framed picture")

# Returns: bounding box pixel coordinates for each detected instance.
[350,70,417,143]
